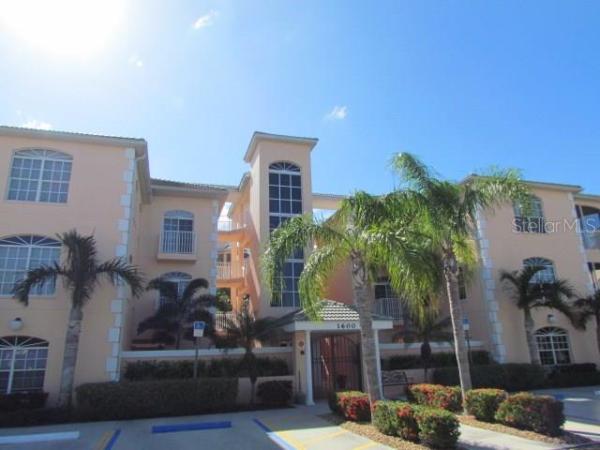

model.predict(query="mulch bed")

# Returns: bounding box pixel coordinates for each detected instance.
[458,415,591,446]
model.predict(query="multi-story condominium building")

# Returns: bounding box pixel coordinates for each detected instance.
[0,126,599,405]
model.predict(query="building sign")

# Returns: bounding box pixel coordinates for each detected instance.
[336,322,358,330]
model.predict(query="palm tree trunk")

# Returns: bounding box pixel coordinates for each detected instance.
[524,308,540,365]
[350,252,382,404]
[595,313,600,356]
[57,305,83,408]
[443,251,472,399]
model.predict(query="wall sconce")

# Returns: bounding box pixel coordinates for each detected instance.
[547,314,557,324]
[10,317,23,331]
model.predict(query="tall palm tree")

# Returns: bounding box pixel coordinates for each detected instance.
[12,230,144,407]
[575,290,600,355]
[219,300,283,405]
[263,192,441,404]
[501,265,580,364]
[139,276,216,349]
[399,306,453,380]
[392,153,529,398]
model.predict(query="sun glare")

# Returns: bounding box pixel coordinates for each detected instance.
[0,0,125,56]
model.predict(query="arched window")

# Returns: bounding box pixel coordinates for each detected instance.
[268,161,303,307]
[0,336,49,393]
[8,149,72,203]
[161,210,194,254]
[535,327,571,365]
[158,271,192,308]
[0,236,61,296]
[513,196,545,233]
[523,257,556,284]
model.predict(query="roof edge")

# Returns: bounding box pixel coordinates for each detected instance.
[244,131,318,163]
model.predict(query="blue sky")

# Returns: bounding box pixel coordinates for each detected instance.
[1,1,599,195]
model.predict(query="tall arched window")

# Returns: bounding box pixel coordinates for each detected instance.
[0,235,61,296]
[513,196,545,233]
[158,271,192,308]
[523,257,556,284]
[161,210,194,254]
[269,162,303,307]
[535,327,571,365]
[0,336,49,393]
[8,149,72,203]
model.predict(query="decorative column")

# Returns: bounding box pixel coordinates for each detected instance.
[304,329,314,405]
[374,329,383,399]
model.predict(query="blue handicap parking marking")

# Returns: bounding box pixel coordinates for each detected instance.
[151,421,232,434]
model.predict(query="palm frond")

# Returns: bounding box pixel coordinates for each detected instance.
[390,152,436,193]
[181,277,209,301]
[12,263,65,306]
[96,258,145,297]
[146,278,179,302]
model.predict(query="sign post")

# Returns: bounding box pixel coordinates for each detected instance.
[193,321,206,379]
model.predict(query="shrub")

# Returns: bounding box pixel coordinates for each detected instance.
[382,350,491,371]
[372,401,419,441]
[433,364,545,391]
[336,391,371,422]
[0,392,48,412]
[408,384,462,412]
[545,364,600,388]
[0,407,73,427]
[256,380,292,407]
[414,406,460,448]
[464,388,508,422]
[328,391,342,414]
[76,378,238,421]
[495,392,565,436]
[123,357,290,381]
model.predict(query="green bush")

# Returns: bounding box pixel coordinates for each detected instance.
[464,388,508,422]
[0,407,73,427]
[123,357,290,381]
[414,406,460,448]
[0,392,48,412]
[334,391,371,422]
[328,391,342,414]
[256,380,292,407]
[382,350,491,371]
[495,392,565,436]
[433,364,545,391]
[373,401,420,441]
[546,364,600,388]
[408,384,462,412]
[76,378,238,421]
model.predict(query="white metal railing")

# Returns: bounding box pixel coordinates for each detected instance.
[217,260,248,279]
[215,311,236,330]
[217,219,246,232]
[374,297,404,321]
[159,230,196,254]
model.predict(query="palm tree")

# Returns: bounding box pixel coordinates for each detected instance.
[575,290,600,355]
[139,276,216,349]
[219,300,283,405]
[263,192,441,404]
[501,265,580,364]
[392,153,529,398]
[399,305,452,380]
[12,230,144,407]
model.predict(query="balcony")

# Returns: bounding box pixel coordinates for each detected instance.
[580,214,600,251]
[218,219,246,232]
[374,297,404,322]
[157,230,196,261]
[217,261,248,280]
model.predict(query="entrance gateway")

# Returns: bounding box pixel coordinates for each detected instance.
[282,299,394,405]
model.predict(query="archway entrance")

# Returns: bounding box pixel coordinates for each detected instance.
[312,334,362,399]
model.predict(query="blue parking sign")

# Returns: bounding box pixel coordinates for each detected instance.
[193,321,206,337]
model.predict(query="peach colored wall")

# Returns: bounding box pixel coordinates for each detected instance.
[479,187,600,364]
[0,135,134,403]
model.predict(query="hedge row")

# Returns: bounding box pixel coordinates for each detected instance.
[256,380,292,407]
[373,401,460,448]
[407,384,462,412]
[464,388,508,422]
[328,391,371,421]
[76,378,238,420]
[0,392,48,412]
[496,393,564,436]
[434,363,600,391]
[381,350,491,371]
[124,357,290,381]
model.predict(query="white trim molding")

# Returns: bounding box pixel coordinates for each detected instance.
[210,200,219,295]
[121,346,292,359]
[380,341,484,351]
[283,319,394,332]
[568,193,595,295]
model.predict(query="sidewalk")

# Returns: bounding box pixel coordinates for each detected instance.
[459,424,557,450]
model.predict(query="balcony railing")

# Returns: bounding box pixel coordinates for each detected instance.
[374,297,404,322]
[580,214,600,250]
[217,219,246,232]
[159,230,196,254]
[215,311,236,330]
[217,261,248,280]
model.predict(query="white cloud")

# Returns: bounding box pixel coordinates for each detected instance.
[22,119,53,130]
[325,105,348,121]
[128,54,143,68]
[193,10,219,29]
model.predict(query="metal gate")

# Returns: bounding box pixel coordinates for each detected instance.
[312,335,362,398]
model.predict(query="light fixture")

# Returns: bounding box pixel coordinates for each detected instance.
[547,314,557,324]
[10,317,23,331]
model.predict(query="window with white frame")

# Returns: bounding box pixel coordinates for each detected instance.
[535,327,571,365]
[0,236,61,297]
[161,210,194,254]
[373,278,404,321]
[8,149,72,203]
[158,271,191,308]
[513,196,545,233]
[268,162,304,307]
[0,336,48,393]
[523,257,556,284]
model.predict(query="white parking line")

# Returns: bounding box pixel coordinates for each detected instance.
[0,431,80,445]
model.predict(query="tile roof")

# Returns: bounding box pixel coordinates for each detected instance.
[289,299,390,322]
[151,178,236,192]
